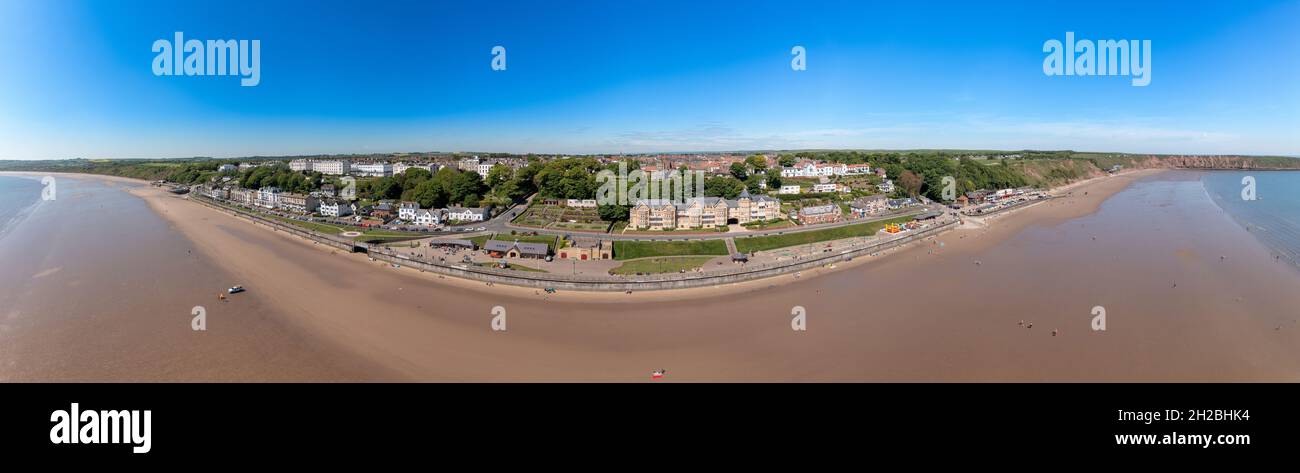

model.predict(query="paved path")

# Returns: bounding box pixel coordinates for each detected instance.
[724,237,738,255]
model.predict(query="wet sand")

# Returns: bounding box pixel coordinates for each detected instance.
[5,169,1300,381]
[0,173,397,381]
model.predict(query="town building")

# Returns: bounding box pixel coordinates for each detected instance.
[887,198,918,210]
[484,240,549,259]
[628,189,782,230]
[256,187,281,209]
[217,164,238,173]
[447,206,490,222]
[779,161,872,178]
[319,199,352,217]
[202,184,229,200]
[371,202,396,220]
[393,162,439,175]
[398,201,420,221]
[850,195,889,218]
[229,188,255,206]
[352,162,392,177]
[558,237,612,260]
[565,199,597,208]
[413,208,445,226]
[289,159,313,172]
[778,185,802,195]
[812,183,842,194]
[312,160,350,176]
[796,204,842,224]
[458,156,481,173]
[878,179,895,193]
[277,193,319,214]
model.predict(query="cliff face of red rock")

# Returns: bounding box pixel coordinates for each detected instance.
[1134,156,1300,170]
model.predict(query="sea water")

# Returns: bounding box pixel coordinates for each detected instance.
[1202,170,1300,265]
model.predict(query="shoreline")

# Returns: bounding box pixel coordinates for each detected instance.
[5,169,1164,303]
[11,167,1300,381]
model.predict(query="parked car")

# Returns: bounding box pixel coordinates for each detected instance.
[227,285,245,294]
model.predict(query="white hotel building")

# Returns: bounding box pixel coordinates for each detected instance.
[319,199,352,217]
[780,161,872,178]
[291,159,351,175]
[393,162,440,175]
[256,187,281,209]
[398,201,420,221]
[447,207,490,222]
[313,160,350,175]
[352,163,392,177]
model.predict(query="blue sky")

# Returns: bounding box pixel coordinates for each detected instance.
[1,0,1297,159]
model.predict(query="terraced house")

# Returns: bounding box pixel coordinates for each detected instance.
[630,189,783,230]
[277,193,319,214]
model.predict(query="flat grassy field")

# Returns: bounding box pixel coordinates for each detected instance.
[612,239,729,260]
[609,256,717,275]
[734,215,915,253]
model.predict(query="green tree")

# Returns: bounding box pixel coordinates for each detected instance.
[729,162,748,181]
[484,164,513,190]
[704,176,745,199]
[597,203,631,222]
[449,170,486,205]
[765,173,782,191]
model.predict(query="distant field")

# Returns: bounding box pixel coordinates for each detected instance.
[609,256,716,275]
[613,239,728,260]
[734,215,915,253]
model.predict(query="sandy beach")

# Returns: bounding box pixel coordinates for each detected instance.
[5,169,1300,381]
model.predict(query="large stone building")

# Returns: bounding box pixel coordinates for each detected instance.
[796,204,842,224]
[629,189,782,230]
[558,237,612,260]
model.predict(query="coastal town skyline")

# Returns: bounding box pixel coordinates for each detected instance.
[2,1,1298,159]
[4,1,1300,458]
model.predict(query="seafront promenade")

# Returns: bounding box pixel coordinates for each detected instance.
[187,193,960,291]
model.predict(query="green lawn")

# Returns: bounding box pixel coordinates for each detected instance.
[734,215,916,253]
[612,239,729,260]
[609,256,717,275]
[741,219,795,230]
